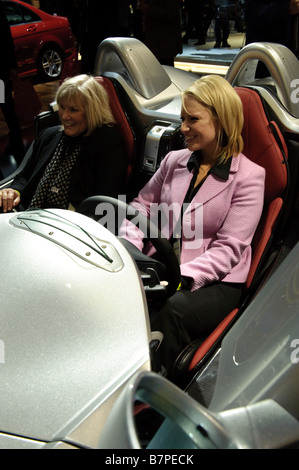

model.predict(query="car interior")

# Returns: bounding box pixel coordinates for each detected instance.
[172,85,290,384]
[0,38,298,396]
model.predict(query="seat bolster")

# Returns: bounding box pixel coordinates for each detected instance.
[94,76,135,184]
[188,308,239,371]
[246,197,283,288]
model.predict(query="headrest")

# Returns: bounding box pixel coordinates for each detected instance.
[94,76,135,176]
[235,87,288,203]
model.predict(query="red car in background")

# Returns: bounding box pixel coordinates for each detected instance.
[2,0,78,81]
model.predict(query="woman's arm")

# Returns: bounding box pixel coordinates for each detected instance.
[10,127,61,195]
[119,151,172,250]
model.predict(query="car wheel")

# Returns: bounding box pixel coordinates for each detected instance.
[38,46,63,81]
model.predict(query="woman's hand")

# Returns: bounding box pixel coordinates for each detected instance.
[0,189,20,213]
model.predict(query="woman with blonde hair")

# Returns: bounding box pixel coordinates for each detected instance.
[120,75,266,376]
[0,74,125,212]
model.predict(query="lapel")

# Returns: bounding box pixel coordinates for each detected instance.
[171,153,194,208]
[33,130,62,176]
[184,155,240,215]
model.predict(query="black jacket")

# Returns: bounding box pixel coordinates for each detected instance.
[12,125,126,210]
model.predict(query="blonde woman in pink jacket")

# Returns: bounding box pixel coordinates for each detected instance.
[121,75,265,376]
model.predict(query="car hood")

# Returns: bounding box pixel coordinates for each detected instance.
[0,209,150,448]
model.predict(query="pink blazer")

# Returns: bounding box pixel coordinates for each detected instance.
[121,149,265,291]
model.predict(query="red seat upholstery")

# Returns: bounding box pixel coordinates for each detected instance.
[237,87,288,288]
[94,76,135,186]
[185,87,289,373]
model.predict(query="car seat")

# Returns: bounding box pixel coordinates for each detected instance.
[36,76,136,188]
[1,76,136,193]
[94,76,135,188]
[173,86,289,381]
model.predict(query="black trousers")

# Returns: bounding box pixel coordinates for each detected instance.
[215,18,230,44]
[184,0,206,44]
[150,281,244,375]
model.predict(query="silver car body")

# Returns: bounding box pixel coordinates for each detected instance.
[0,37,298,448]
[0,209,150,448]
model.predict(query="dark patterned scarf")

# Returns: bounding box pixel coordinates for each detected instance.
[29,134,82,209]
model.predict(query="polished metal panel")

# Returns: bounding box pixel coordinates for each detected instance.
[209,242,299,418]
[94,37,196,128]
[94,37,171,99]
[10,210,124,272]
[0,210,150,446]
[226,42,299,118]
